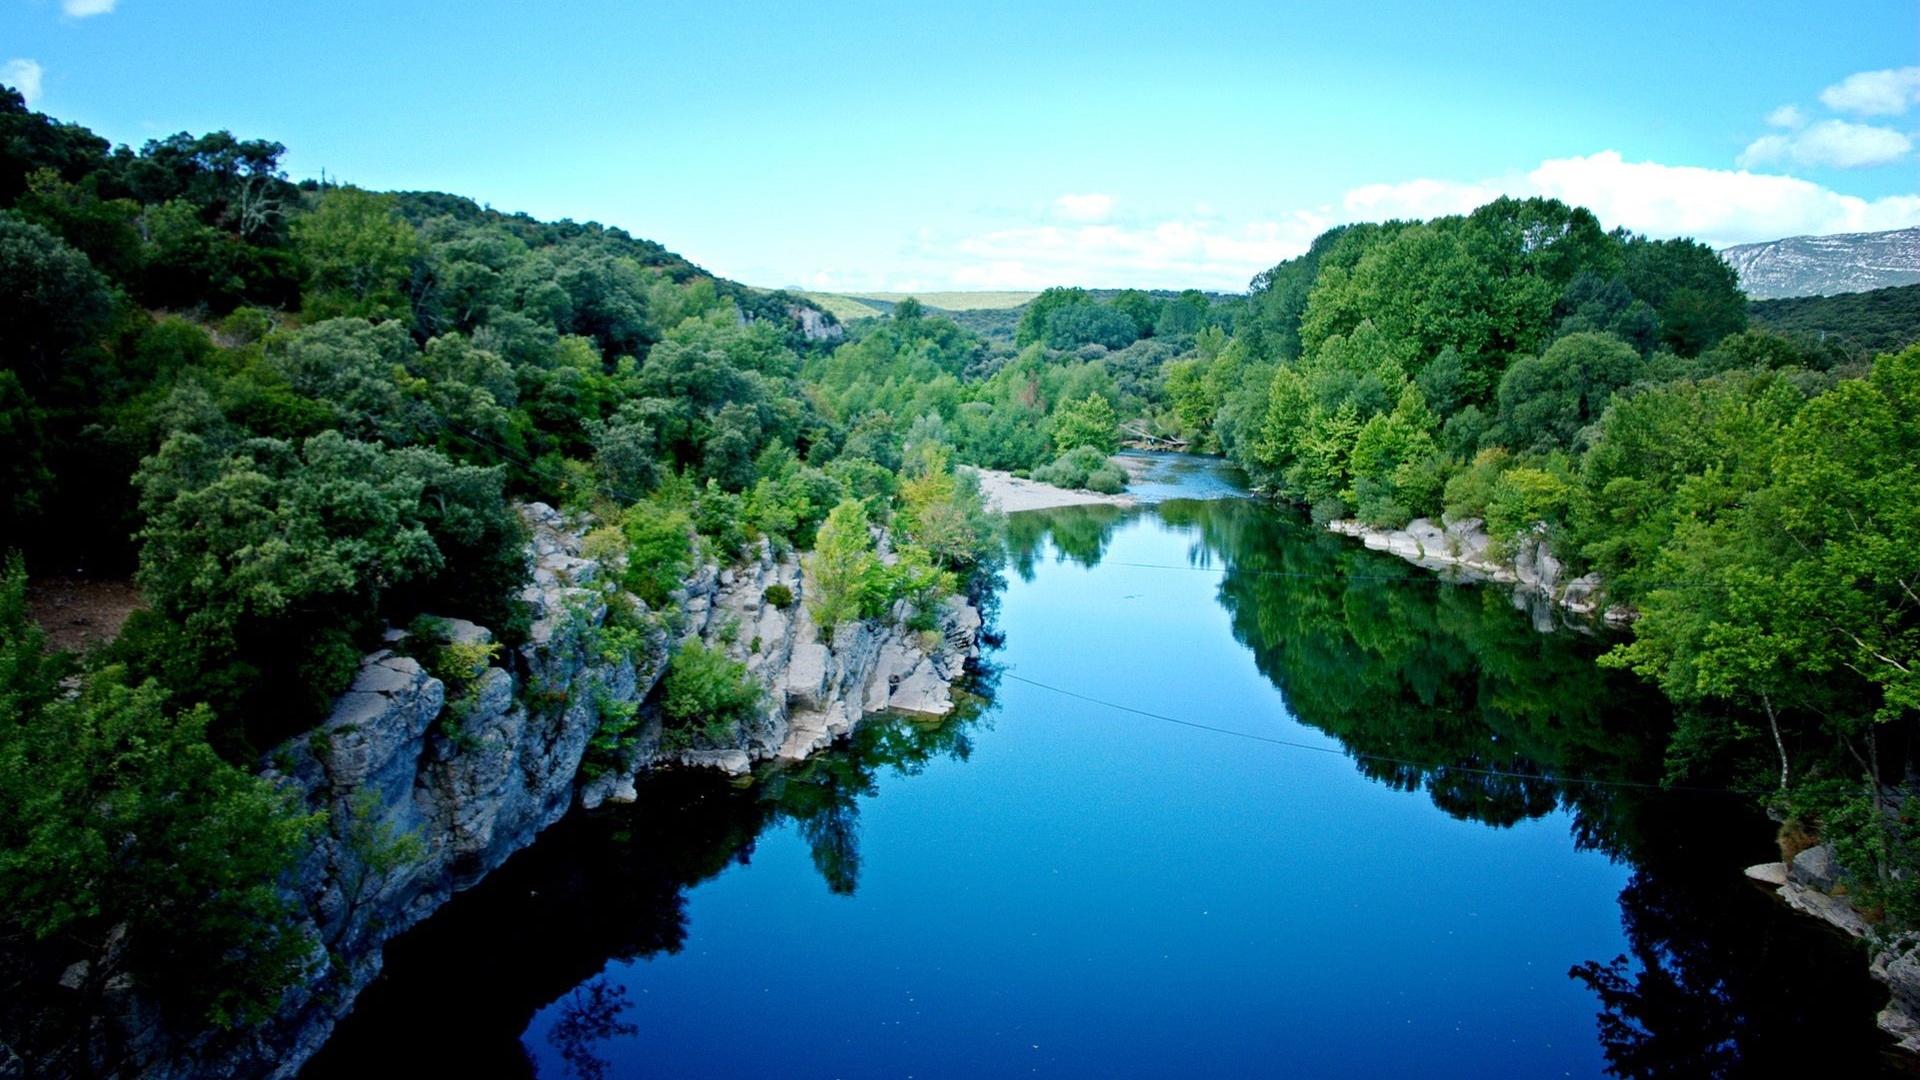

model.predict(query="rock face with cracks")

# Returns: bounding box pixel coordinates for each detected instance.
[44,502,985,1080]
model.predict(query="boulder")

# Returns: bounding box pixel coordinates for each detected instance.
[889,656,954,715]
[1791,844,1844,892]
[786,642,830,711]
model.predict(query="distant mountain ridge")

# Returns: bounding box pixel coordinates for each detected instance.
[1720,227,1920,300]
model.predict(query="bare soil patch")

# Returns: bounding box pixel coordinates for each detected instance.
[26,576,145,654]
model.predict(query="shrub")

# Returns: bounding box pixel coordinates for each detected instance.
[620,501,693,608]
[763,583,794,609]
[584,690,642,778]
[659,641,761,750]
[1484,466,1572,556]
[1033,445,1119,491]
[1085,464,1127,494]
[1442,448,1511,522]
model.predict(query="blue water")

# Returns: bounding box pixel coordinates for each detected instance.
[526,514,1626,1079]
[306,458,1900,1080]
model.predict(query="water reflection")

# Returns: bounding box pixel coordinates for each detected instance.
[546,980,636,1080]
[301,696,994,1080]
[306,483,1901,1079]
[1004,503,1128,577]
[1009,497,1901,1078]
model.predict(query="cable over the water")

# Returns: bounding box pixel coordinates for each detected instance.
[1102,560,1729,591]
[999,671,1737,796]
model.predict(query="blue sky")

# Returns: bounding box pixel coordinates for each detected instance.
[5,0,1917,290]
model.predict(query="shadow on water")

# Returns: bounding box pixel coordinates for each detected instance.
[300,691,995,1080]
[307,475,1907,1078]
[1006,493,1907,1078]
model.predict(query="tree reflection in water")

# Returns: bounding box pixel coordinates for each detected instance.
[1014,496,1903,1077]
[301,688,994,1080]
[545,979,636,1080]
[307,493,1902,1079]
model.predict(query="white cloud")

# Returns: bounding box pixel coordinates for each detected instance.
[1819,66,1920,117]
[1737,119,1913,169]
[2,59,43,105]
[1053,192,1116,223]
[1765,104,1806,129]
[937,209,1334,291]
[840,151,1920,293]
[62,0,117,16]
[1525,151,1920,246]
[1306,151,1920,250]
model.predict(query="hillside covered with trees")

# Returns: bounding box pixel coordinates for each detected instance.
[3,77,1919,1064]
[1159,202,1920,928]
[0,88,1070,1038]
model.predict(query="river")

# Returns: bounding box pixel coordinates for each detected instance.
[302,454,1901,1078]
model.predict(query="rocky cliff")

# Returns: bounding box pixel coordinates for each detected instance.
[67,502,984,1080]
[1720,227,1920,300]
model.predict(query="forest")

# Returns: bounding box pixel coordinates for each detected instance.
[3,78,1919,1048]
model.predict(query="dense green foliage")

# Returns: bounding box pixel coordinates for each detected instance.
[801,279,1237,484]
[1181,198,1920,926]
[0,560,319,1028]
[0,92,1015,1036]
[1749,283,1920,363]
[658,641,762,750]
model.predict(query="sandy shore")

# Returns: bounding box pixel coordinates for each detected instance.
[962,466,1137,513]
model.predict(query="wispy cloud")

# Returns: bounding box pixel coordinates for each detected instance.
[1764,104,1806,129]
[1819,66,1920,117]
[822,152,1920,293]
[1737,119,1912,170]
[62,0,118,16]
[2,59,43,105]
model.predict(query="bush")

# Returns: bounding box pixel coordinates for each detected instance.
[659,641,761,750]
[584,690,641,778]
[1085,464,1127,494]
[763,583,794,609]
[1484,466,1572,555]
[1351,477,1412,529]
[620,501,693,608]
[1033,445,1123,491]
[1442,448,1511,522]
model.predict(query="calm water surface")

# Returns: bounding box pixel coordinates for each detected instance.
[306,455,1900,1079]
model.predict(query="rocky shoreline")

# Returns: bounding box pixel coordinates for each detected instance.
[1324,516,1632,631]
[67,502,986,1080]
[1745,845,1920,1052]
[1324,511,1920,1051]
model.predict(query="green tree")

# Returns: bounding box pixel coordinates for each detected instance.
[804,499,885,639]
[659,640,762,749]
[1110,290,1162,337]
[1050,392,1120,454]
[1043,303,1138,350]
[0,643,318,1027]
[293,186,422,320]
[1495,331,1643,453]
[1014,287,1090,347]
[0,212,111,393]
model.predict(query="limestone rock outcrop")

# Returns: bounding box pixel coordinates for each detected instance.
[1327,516,1633,630]
[79,502,985,1080]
